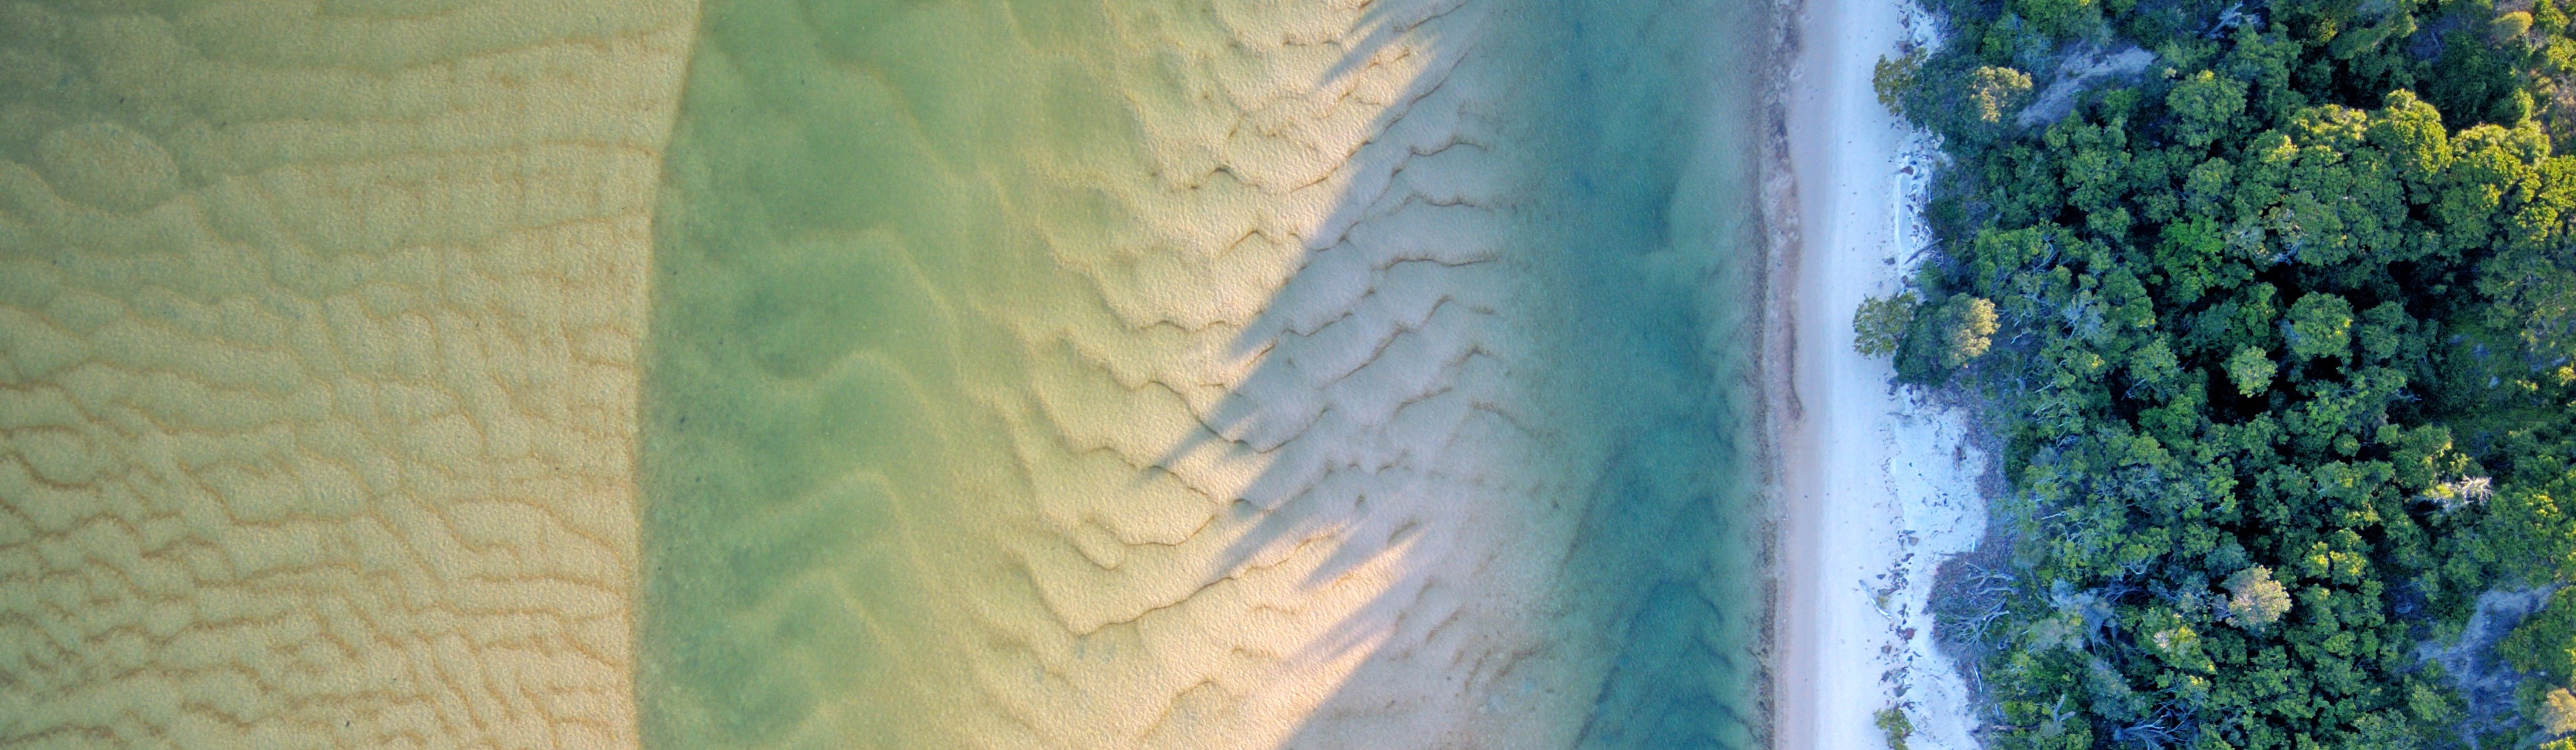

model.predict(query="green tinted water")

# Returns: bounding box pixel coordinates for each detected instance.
[636,0,1776,747]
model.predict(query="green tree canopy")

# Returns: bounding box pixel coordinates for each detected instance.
[2286,292,2354,361]
[1856,292,1919,358]
[2167,70,2248,149]
[1970,66,2035,125]
[2226,346,2277,396]
[1940,297,2001,368]
[2224,565,2293,628]
[1870,0,2576,743]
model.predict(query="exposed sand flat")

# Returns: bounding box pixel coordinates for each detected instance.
[636,0,1773,747]
[0,2,698,747]
[1775,0,1991,749]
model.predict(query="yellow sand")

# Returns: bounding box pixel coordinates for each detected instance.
[0,1,696,747]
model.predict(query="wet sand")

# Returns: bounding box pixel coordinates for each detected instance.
[635,0,1778,747]
[0,1,1793,747]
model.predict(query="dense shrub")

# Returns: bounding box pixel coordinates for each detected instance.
[1870,0,2576,744]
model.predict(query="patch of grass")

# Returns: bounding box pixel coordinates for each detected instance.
[1876,707,1914,750]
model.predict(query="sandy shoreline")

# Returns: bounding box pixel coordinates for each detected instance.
[1769,0,1995,749]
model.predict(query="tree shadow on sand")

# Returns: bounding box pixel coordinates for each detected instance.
[1166,0,1779,747]
[636,0,1778,746]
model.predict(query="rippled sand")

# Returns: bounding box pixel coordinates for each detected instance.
[0,0,1781,747]
[638,0,1777,748]
[0,2,696,747]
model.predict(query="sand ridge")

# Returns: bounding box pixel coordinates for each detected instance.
[0,1,699,747]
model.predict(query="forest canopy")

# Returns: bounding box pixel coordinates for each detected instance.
[1872,0,2576,747]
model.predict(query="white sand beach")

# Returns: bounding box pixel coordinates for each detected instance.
[1774,0,1995,749]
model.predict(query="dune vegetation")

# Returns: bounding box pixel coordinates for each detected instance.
[1874,0,2576,747]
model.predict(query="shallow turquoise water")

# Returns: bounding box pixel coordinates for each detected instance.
[636,0,1776,747]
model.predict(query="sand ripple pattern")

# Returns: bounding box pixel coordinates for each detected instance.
[0,2,698,747]
[641,0,1772,747]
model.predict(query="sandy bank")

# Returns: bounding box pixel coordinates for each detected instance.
[0,3,699,747]
[1771,1,1993,749]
